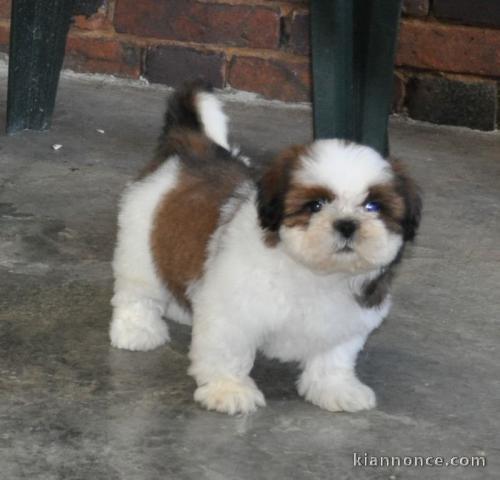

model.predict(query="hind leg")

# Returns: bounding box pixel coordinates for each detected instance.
[109,168,179,351]
[111,231,169,351]
[111,285,169,352]
[111,232,170,351]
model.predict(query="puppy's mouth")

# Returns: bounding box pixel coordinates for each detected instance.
[336,244,354,254]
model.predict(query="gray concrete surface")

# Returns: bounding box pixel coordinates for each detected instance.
[0,71,499,480]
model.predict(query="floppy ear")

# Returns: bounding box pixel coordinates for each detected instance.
[256,146,304,242]
[392,161,422,241]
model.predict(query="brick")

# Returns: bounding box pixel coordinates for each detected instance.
[145,45,225,89]
[115,0,280,49]
[397,20,500,77]
[392,72,406,113]
[287,10,310,56]
[402,0,429,17]
[406,75,497,131]
[0,0,10,19]
[228,55,310,102]
[65,35,141,77]
[434,0,500,29]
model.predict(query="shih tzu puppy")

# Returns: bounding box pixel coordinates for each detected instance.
[110,83,421,415]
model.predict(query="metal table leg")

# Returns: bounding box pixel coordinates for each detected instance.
[310,0,355,141]
[310,0,402,156]
[6,0,73,134]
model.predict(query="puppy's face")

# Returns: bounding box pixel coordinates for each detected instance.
[257,140,421,274]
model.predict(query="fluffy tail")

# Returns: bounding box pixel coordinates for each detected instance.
[162,82,229,150]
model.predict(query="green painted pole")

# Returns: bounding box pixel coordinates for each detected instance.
[310,0,354,140]
[7,0,73,134]
[357,0,402,156]
[310,0,402,156]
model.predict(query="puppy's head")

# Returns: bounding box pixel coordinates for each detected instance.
[257,139,422,274]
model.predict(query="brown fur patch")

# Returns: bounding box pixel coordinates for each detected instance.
[391,160,422,241]
[138,128,213,180]
[151,168,241,309]
[257,145,308,246]
[366,183,406,234]
[282,185,335,228]
[367,161,422,241]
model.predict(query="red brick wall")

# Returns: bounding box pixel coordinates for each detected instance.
[0,0,498,130]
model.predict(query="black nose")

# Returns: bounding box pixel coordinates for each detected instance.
[334,219,358,239]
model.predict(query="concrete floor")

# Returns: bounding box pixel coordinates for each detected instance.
[0,70,499,480]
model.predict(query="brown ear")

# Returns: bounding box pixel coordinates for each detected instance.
[256,146,305,241]
[392,161,422,241]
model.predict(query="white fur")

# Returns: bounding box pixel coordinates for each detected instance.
[297,337,376,412]
[194,376,266,415]
[196,92,229,150]
[299,140,393,196]
[230,145,252,167]
[111,117,400,415]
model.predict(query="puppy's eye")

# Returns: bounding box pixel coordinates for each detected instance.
[364,201,381,212]
[305,199,325,213]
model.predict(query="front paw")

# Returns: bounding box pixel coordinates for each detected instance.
[299,372,376,413]
[194,377,266,415]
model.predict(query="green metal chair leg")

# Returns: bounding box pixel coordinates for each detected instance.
[7,0,73,134]
[310,0,354,140]
[356,0,402,156]
[310,0,402,156]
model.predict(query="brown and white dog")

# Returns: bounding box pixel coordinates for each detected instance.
[110,83,422,415]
